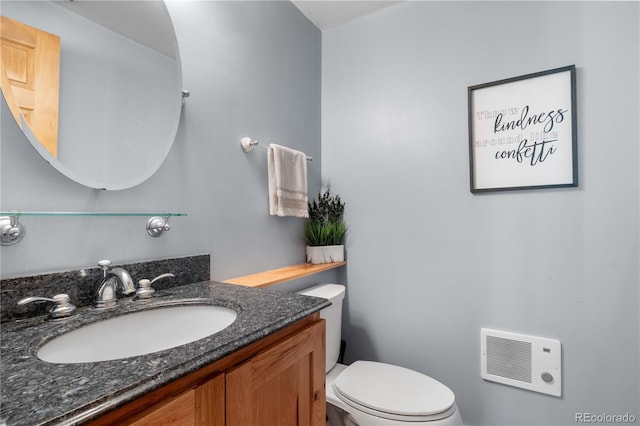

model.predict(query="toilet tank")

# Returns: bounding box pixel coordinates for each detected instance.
[298,284,345,372]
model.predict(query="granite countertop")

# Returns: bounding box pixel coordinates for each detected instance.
[0,281,330,426]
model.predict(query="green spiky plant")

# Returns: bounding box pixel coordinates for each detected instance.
[304,191,347,246]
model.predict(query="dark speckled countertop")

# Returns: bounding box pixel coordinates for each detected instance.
[0,281,330,426]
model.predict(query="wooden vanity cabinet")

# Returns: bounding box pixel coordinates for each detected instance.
[226,316,326,426]
[92,314,325,426]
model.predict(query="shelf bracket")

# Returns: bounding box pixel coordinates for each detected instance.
[147,216,171,237]
[0,215,26,246]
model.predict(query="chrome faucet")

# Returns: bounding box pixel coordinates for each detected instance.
[95,260,136,309]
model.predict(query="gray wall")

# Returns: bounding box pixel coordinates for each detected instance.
[3,1,638,425]
[321,2,639,425]
[1,1,326,285]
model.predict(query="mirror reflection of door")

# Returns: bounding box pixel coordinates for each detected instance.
[1,15,60,158]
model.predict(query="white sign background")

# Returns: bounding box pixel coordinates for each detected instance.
[469,67,576,192]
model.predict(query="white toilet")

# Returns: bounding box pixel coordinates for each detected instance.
[299,284,462,426]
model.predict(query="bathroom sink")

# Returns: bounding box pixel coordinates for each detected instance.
[37,305,237,363]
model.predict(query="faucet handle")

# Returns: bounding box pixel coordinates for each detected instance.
[136,279,155,299]
[135,273,175,299]
[17,293,76,320]
[150,273,175,285]
[98,259,112,276]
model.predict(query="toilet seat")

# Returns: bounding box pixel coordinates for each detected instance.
[333,361,456,422]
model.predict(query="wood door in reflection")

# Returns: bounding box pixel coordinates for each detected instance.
[1,15,60,158]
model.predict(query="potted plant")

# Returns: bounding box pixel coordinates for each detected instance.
[304,191,347,264]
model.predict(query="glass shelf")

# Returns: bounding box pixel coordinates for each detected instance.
[0,212,186,245]
[0,212,187,217]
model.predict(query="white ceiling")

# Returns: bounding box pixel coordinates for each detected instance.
[52,0,402,57]
[291,1,403,30]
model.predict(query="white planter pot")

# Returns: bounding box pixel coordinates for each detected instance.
[306,245,344,264]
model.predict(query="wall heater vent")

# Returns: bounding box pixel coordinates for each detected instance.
[481,328,562,397]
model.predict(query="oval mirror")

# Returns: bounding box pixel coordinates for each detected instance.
[1,1,182,190]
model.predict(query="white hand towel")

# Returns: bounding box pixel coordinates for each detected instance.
[268,143,309,218]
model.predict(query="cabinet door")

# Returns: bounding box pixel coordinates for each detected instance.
[126,373,225,426]
[129,389,195,426]
[226,320,325,426]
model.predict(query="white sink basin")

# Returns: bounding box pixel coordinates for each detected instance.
[37,305,237,364]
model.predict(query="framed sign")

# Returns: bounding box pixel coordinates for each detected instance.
[468,65,577,193]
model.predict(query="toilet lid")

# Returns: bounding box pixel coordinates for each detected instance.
[333,361,455,419]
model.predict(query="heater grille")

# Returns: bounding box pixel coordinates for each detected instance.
[486,336,532,383]
[481,328,562,397]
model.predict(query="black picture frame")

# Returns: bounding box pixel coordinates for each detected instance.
[468,65,578,193]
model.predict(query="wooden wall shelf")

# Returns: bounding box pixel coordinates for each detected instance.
[223,262,346,288]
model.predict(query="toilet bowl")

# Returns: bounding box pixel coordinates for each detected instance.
[299,284,462,426]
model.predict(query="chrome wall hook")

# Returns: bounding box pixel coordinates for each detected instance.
[182,89,190,106]
[0,215,26,246]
